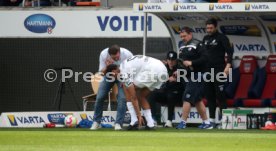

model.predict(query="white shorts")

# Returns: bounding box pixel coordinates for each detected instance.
[133,63,168,91]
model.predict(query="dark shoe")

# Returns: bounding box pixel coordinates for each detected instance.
[126,122,139,131]
[144,125,155,130]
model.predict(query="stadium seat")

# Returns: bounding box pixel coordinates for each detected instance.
[225,67,240,107]
[82,73,117,111]
[240,55,276,107]
[230,55,259,107]
[263,55,276,107]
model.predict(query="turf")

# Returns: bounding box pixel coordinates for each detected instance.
[0,128,275,151]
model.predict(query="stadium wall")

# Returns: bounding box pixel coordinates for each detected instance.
[0,38,172,113]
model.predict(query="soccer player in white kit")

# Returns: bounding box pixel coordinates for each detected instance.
[119,55,168,129]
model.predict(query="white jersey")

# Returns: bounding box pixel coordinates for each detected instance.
[120,55,168,91]
[98,47,133,72]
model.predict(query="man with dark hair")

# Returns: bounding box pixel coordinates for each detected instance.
[203,18,233,127]
[176,27,212,129]
[91,45,133,130]
[148,51,185,128]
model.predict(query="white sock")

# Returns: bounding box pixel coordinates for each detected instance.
[127,102,138,125]
[203,119,210,124]
[143,109,154,127]
[210,118,215,123]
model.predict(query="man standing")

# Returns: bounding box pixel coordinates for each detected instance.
[176,27,212,129]
[90,45,133,130]
[203,18,233,127]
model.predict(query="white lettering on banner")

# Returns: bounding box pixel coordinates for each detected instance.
[236,44,267,52]
[26,21,53,26]
[97,16,152,31]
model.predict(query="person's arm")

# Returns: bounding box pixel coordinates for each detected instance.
[99,53,113,74]
[191,43,208,67]
[124,84,144,126]
[221,35,233,75]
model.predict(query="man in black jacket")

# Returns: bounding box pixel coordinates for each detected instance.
[176,27,212,129]
[203,18,233,127]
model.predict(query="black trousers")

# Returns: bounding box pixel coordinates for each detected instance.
[204,67,227,120]
[148,88,183,122]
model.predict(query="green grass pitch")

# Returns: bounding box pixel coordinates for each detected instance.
[0,128,276,151]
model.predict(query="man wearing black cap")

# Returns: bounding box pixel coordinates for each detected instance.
[148,51,185,128]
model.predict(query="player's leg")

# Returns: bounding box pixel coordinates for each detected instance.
[204,77,216,124]
[214,68,227,125]
[148,88,166,124]
[91,77,113,130]
[114,81,127,130]
[165,91,182,127]
[195,100,213,129]
[139,87,155,128]
[123,85,139,130]
[176,80,194,129]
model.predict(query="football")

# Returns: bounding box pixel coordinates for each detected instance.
[64,115,78,128]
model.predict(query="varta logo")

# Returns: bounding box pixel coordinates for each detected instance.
[268,26,276,34]
[144,5,161,10]
[215,4,233,10]
[8,115,17,126]
[80,113,88,120]
[236,44,267,51]
[245,4,250,10]
[209,4,214,10]
[174,4,178,11]
[251,4,269,10]
[139,4,143,11]
[176,4,197,10]
[8,115,45,126]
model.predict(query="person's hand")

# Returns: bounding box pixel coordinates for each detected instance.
[137,115,145,127]
[224,64,231,77]
[105,58,114,66]
[168,76,176,82]
[183,60,192,67]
